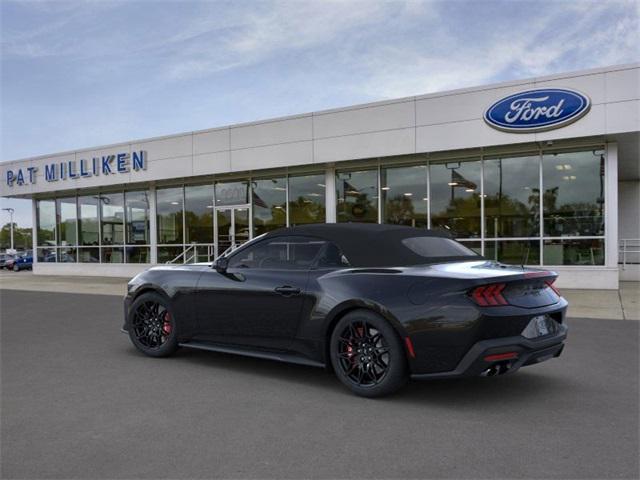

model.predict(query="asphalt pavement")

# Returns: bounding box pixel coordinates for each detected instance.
[1,290,638,479]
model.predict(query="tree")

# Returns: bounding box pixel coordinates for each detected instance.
[0,223,32,251]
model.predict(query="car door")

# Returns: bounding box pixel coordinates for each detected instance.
[195,235,326,350]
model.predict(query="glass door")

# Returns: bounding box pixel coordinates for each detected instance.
[215,206,251,257]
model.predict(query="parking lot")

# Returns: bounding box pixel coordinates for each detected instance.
[1,288,639,479]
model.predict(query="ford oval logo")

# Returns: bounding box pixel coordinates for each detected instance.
[484,88,591,133]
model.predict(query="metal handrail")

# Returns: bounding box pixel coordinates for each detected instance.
[167,243,197,264]
[619,238,640,269]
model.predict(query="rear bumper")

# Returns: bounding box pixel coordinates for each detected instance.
[411,323,567,380]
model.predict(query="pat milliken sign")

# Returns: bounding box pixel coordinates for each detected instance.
[484,88,591,133]
[5,151,147,187]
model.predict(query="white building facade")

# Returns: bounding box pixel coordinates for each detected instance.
[2,63,639,289]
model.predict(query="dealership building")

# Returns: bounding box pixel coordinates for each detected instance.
[1,63,638,289]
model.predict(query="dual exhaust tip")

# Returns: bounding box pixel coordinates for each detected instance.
[481,361,513,377]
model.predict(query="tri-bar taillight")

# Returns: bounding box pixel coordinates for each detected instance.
[471,283,508,306]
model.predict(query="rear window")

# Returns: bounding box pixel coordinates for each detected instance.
[401,237,479,259]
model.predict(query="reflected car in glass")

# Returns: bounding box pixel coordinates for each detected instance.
[122,224,568,397]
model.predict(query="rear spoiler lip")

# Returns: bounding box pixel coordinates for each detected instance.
[469,269,558,287]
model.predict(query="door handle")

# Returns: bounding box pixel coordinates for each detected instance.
[275,285,301,296]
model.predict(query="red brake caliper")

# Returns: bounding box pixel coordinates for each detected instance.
[162,311,172,335]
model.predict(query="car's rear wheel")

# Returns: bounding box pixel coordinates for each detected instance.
[12,264,19,272]
[128,292,179,357]
[330,310,408,397]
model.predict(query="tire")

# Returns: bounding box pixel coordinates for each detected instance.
[330,309,408,397]
[13,264,19,272]
[127,292,179,358]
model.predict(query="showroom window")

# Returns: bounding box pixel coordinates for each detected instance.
[157,186,185,263]
[125,190,151,263]
[381,165,428,228]
[78,195,100,262]
[185,184,214,262]
[36,199,56,262]
[56,197,77,263]
[100,192,124,263]
[288,173,326,226]
[336,169,378,223]
[252,177,286,236]
[215,180,249,206]
[430,159,481,238]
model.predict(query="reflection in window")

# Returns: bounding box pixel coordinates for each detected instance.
[215,181,249,206]
[484,155,540,238]
[101,246,124,263]
[58,247,76,263]
[430,160,481,238]
[484,240,540,265]
[158,246,183,264]
[289,174,326,226]
[125,191,150,245]
[543,238,604,265]
[37,200,56,246]
[77,247,99,263]
[185,184,214,243]
[101,193,124,245]
[382,165,428,227]
[126,246,150,263]
[336,170,378,223]
[252,177,286,236]
[157,187,184,244]
[543,150,605,237]
[37,247,56,262]
[56,197,77,246]
[78,196,99,246]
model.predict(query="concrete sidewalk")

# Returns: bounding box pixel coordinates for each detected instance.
[1,270,638,320]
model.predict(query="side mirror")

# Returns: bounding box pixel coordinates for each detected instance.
[214,256,228,273]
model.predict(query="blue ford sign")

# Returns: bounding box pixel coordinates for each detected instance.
[484,88,591,133]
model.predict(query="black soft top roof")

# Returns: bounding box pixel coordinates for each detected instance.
[264,223,475,267]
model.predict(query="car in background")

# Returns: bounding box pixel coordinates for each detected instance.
[8,251,33,271]
[0,253,15,269]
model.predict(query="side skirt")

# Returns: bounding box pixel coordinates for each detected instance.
[178,341,326,369]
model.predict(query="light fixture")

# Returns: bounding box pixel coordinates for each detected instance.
[555,165,564,171]
[307,193,321,197]
[570,175,576,180]
[448,182,459,186]
[273,186,286,191]
[317,183,325,188]
[170,201,180,205]
[381,187,391,191]
[403,192,413,196]
[422,197,429,201]
[564,164,572,170]
[206,205,214,209]
[465,188,474,192]
[563,176,569,180]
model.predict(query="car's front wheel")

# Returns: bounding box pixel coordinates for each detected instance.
[12,264,19,272]
[128,292,179,358]
[330,309,408,397]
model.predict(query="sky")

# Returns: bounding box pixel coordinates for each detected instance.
[1,0,639,228]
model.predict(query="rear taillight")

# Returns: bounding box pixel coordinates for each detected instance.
[545,279,561,296]
[470,283,508,306]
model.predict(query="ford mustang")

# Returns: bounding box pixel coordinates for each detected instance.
[123,224,568,397]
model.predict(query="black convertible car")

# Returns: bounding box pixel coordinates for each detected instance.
[123,224,568,397]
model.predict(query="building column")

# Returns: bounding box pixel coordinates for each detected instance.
[149,185,158,264]
[605,142,619,273]
[325,164,336,223]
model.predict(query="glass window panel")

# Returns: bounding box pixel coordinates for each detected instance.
[484,155,540,238]
[157,187,184,244]
[125,191,150,245]
[77,247,99,263]
[288,174,326,226]
[78,195,99,246]
[100,193,124,245]
[158,246,184,264]
[228,236,326,270]
[382,165,428,227]
[484,240,540,265]
[543,238,604,265]
[252,177,286,236]
[215,181,249,206]
[336,170,378,223]
[56,197,77,246]
[430,160,481,238]
[125,246,150,263]
[542,150,605,236]
[58,247,76,263]
[36,200,56,246]
[37,246,56,262]
[101,246,124,263]
[185,184,214,244]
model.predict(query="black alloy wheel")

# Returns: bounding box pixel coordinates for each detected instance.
[330,309,408,397]
[128,292,178,357]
